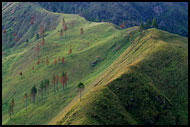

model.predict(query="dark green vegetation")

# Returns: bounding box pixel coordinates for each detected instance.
[57,29,188,125]
[38,2,188,37]
[2,2,188,125]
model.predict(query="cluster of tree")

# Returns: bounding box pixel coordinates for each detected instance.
[34,55,65,68]
[59,18,84,41]
[3,28,19,44]
[38,79,50,99]
[139,18,158,32]
[21,71,68,111]
[11,73,85,119]
[54,56,65,65]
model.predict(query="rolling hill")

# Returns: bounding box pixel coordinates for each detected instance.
[55,29,188,125]
[2,2,188,125]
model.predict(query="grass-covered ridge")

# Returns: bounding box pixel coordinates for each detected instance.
[2,2,188,125]
[56,29,188,125]
[2,2,138,125]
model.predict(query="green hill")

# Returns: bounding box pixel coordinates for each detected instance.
[56,29,188,125]
[2,2,60,49]
[2,2,138,125]
[2,2,188,125]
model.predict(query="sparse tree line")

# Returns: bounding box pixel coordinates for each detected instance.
[9,70,85,120]
[119,18,158,31]
[139,18,158,32]
[6,15,161,120]
[6,16,87,120]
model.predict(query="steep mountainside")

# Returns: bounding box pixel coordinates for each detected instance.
[2,2,138,125]
[56,29,188,125]
[2,2,188,125]
[38,2,188,37]
[2,2,60,49]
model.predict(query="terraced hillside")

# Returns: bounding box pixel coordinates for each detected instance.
[2,2,188,125]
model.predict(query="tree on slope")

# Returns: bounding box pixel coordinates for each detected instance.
[68,45,72,55]
[139,22,144,32]
[60,71,68,91]
[62,57,64,64]
[44,79,50,95]
[59,29,63,41]
[39,81,44,100]
[62,18,65,27]
[30,16,34,25]
[120,21,125,29]
[19,72,23,79]
[37,58,40,65]
[40,26,45,38]
[36,33,39,40]
[52,75,56,94]
[35,44,40,58]
[77,83,85,101]
[144,19,151,29]
[64,23,68,38]
[152,18,158,28]
[30,85,37,103]
[80,28,84,35]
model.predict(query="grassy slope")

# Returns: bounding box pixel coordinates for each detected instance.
[2,2,60,49]
[57,29,188,125]
[2,2,139,125]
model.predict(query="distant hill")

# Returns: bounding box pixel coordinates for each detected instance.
[38,2,188,37]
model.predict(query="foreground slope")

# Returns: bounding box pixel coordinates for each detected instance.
[2,2,138,125]
[56,29,188,125]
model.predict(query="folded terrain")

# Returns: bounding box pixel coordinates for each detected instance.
[2,2,188,125]
[56,28,188,125]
